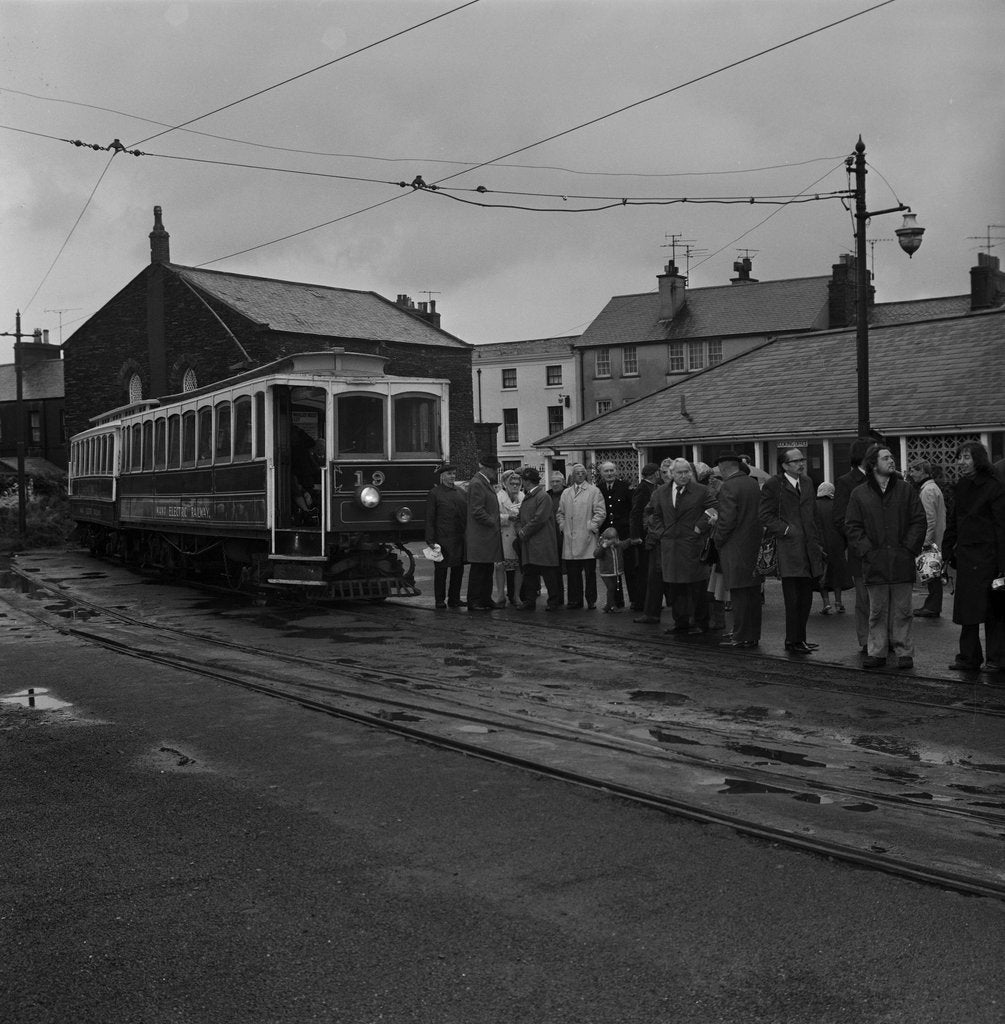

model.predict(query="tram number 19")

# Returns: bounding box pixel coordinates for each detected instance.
[354,470,386,487]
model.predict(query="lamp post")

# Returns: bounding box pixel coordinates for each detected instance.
[849,136,924,439]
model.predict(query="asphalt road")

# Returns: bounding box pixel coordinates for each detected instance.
[2,591,1004,1024]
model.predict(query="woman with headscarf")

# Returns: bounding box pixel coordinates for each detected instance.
[815,481,852,614]
[493,469,524,606]
[942,442,1005,672]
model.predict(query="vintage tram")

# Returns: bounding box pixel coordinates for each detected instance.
[68,349,450,599]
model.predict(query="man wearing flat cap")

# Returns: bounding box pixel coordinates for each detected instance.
[713,452,764,648]
[515,467,562,610]
[425,463,467,609]
[465,454,504,612]
[834,438,873,653]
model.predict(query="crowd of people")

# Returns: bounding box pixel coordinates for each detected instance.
[424,443,1005,675]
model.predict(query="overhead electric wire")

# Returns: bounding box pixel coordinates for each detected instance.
[128,0,482,148]
[429,0,900,187]
[22,152,119,314]
[1,87,845,179]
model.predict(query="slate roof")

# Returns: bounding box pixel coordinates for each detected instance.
[174,266,469,349]
[0,358,64,402]
[871,294,972,325]
[575,276,831,349]
[0,457,65,481]
[537,308,1005,448]
[472,336,579,360]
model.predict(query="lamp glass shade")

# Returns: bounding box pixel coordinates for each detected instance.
[896,213,925,257]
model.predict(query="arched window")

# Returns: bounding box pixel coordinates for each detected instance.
[214,401,232,462]
[197,407,213,464]
[182,367,198,392]
[393,394,440,457]
[182,411,196,465]
[233,396,253,460]
[128,374,143,404]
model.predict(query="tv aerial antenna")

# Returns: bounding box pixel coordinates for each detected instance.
[44,307,82,344]
[967,225,1005,255]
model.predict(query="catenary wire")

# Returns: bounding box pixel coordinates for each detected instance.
[22,153,119,314]
[1,88,846,179]
[128,0,482,148]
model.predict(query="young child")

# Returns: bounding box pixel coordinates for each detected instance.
[594,527,640,613]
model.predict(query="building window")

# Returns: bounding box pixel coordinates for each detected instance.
[623,345,638,376]
[595,348,611,378]
[546,365,562,386]
[501,368,517,390]
[547,406,564,435]
[182,367,198,392]
[708,340,723,366]
[687,341,705,371]
[128,373,142,403]
[29,411,41,445]
[502,460,522,473]
[668,342,685,373]
[502,408,519,443]
[596,400,612,415]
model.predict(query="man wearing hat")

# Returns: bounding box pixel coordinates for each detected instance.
[834,438,872,653]
[465,454,504,612]
[514,467,562,610]
[425,463,467,609]
[713,452,764,649]
[629,463,661,614]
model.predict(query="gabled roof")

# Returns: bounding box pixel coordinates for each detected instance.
[871,294,972,325]
[537,308,1005,448]
[173,265,469,349]
[575,276,831,349]
[0,358,64,402]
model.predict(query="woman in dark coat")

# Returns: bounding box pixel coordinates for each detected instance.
[942,442,1005,671]
[425,464,468,609]
[815,481,853,614]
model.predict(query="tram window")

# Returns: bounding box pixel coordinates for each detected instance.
[197,407,213,464]
[182,411,196,465]
[254,392,265,458]
[154,418,167,470]
[167,415,181,468]
[394,395,440,456]
[234,397,252,460]
[101,435,109,474]
[142,421,154,470]
[337,394,385,455]
[131,424,142,472]
[215,401,232,462]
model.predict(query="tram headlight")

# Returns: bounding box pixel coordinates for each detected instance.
[356,485,381,509]
[395,506,413,524]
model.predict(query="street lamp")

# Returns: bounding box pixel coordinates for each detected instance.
[849,136,924,439]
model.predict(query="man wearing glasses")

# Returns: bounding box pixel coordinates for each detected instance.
[760,448,825,655]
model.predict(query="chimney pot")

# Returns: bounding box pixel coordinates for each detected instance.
[149,205,170,264]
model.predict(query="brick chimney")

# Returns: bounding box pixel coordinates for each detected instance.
[657,260,687,321]
[730,257,758,285]
[396,293,441,329]
[828,254,872,329]
[149,206,170,264]
[970,253,1005,310]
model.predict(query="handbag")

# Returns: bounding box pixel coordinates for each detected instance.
[755,531,778,578]
[699,533,717,566]
[915,544,942,582]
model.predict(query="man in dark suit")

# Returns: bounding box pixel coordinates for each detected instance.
[713,452,764,648]
[760,448,824,654]
[833,438,871,653]
[515,467,562,610]
[648,458,717,634]
[465,454,503,612]
[597,461,633,608]
[628,463,660,612]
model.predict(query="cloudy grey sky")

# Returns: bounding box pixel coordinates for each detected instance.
[2,0,1002,364]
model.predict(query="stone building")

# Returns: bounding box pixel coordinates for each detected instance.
[0,331,66,472]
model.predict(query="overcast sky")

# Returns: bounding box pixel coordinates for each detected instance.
[2,0,1002,364]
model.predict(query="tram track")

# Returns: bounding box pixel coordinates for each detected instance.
[4,555,1005,900]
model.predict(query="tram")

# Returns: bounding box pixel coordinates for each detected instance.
[68,349,450,599]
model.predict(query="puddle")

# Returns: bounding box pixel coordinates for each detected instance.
[628,690,691,706]
[1,688,72,711]
[43,602,101,621]
[730,743,827,768]
[718,778,795,796]
[649,727,701,745]
[852,735,920,760]
[842,803,878,812]
[793,793,834,805]
[376,710,422,722]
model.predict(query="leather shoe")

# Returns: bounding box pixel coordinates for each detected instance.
[785,641,814,655]
[516,602,536,611]
[896,656,914,669]
[688,625,706,635]
[948,658,979,671]
[434,602,447,609]
[862,655,886,669]
[447,601,467,608]
[719,639,751,649]
[913,608,940,618]
[803,641,819,650]
[468,605,493,613]
[633,616,660,624]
